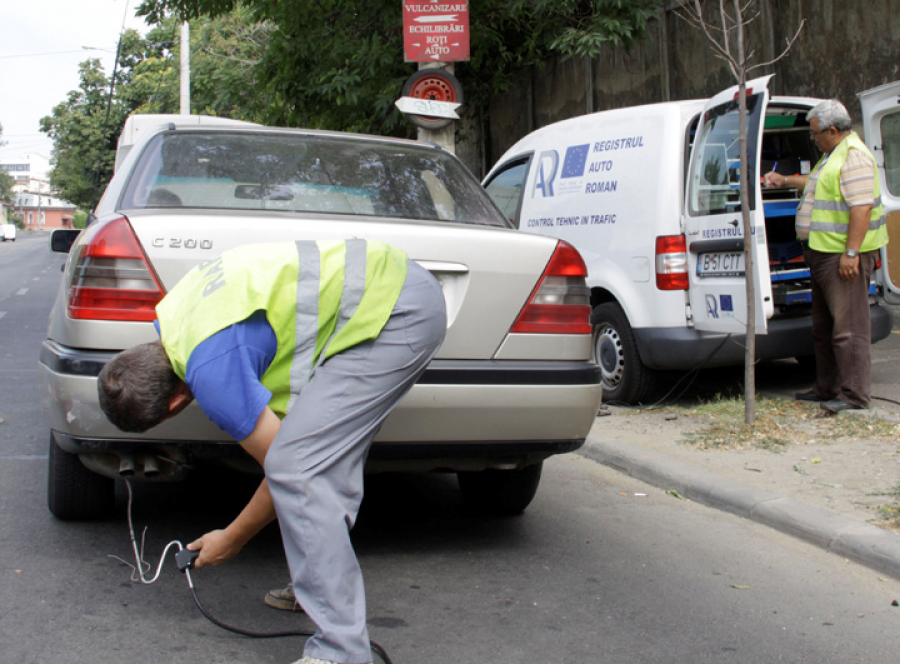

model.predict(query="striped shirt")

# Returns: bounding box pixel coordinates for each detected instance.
[795,140,876,241]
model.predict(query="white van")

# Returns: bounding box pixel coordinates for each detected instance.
[484,76,900,404]
[2,224,16,242]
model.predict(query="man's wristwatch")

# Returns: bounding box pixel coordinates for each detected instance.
[845,248,859,258]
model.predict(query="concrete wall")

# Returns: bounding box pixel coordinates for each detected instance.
[475,0,900,175]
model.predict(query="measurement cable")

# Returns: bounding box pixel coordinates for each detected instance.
[111,480,393,664]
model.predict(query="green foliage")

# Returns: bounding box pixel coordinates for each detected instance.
[133,9,272,121]
[40,12,269,209]
[136,0,663,136]
[0,170,13,208]
[40,30,148,210]
[73,211,89,229]
[42,0,662,206]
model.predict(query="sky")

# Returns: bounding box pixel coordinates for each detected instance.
[0,0,150,163]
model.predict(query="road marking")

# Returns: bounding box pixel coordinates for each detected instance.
[16,288,28,296]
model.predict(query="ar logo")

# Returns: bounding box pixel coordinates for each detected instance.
[531,150,559,198]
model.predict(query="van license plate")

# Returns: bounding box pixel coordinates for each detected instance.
[697,252,744,277]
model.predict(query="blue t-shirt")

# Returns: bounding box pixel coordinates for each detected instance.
[156,311,277,440]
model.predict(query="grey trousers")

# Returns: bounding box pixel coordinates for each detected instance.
[806,248,877,407]
[264,260,446,664]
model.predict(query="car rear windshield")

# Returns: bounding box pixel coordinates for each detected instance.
[120,130,508,227]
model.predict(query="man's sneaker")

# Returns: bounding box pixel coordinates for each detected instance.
[794,389,831,402]
[265,583,304,612]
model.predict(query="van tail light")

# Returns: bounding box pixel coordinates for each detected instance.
[656,234,689,290]
[66,216,165,321]
[511,240,592,334]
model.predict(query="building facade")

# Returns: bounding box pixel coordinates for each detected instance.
[14,192,76,230]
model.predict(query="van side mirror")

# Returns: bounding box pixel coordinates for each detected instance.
[50,229,81,254]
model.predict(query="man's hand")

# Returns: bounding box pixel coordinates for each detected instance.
[186,529,244,569]
[763,171,783,188]
[839,253,861,281]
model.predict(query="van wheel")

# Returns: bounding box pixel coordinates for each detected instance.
[592,302,656,405]
[457,463,542,515]
[48,435,115,520]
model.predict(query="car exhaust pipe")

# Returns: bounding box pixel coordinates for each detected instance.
[118,453,137,477]
[137,452,161,478]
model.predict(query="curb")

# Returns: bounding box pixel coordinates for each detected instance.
[582,437,900,581]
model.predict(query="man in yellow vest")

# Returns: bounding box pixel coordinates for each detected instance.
[98,239,447,664]
[764,99,888,413]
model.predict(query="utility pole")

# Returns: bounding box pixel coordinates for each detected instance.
[180,22,191,115]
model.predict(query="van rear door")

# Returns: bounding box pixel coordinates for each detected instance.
[683,75,773,334]
[858,80,900,304]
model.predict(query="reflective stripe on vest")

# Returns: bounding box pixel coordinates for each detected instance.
[808,132,887,253]
[157,240,408,420]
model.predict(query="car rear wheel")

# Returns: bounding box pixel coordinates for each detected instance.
[592,302,657,405]
[48,435,115,520]
[457,462,543,515]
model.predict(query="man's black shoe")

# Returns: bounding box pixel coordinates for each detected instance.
[794,389,830,402]
[820,398,866,414]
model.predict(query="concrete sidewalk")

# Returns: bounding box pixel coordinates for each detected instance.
[581,432,900,581]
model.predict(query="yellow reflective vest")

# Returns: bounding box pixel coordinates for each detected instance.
[156,240,408,418]
[808,132,888,253]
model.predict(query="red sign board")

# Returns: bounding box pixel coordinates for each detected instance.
[403,1,470,62]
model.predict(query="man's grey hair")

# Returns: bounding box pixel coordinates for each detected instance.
[807,99,853,132]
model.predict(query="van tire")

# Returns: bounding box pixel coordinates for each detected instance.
[592,302,656,405]
[48,435,115,520]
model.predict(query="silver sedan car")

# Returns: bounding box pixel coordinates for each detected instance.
[40,116,602,520]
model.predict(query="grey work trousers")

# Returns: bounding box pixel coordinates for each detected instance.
[264,260,446,664]
[806,247,876,407]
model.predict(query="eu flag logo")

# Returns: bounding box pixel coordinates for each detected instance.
[561,144,590,179]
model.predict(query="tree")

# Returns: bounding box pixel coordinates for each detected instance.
[677,0,803,424]
[0,124,14,208]
[0,125,14,210]
[39,11,267,209]
[135,0,662,137]
[40,29,148,210]
[131,9,272,121]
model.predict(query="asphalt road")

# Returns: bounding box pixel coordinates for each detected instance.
[3,233,900,663]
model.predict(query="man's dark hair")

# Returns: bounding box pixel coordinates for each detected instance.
[98,341,181,433]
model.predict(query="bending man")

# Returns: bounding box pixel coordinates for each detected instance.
[98,239,447,664]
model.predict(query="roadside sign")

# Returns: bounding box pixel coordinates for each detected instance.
[395,96,461,119]
[403,1,470,62]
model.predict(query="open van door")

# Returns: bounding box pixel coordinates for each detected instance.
[858,80,900,304]
[683,75,774,334]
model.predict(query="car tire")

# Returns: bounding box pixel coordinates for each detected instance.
[457,462,542,515]
[48,435,115,520]
[401,68,463,130]
[592,302,656,405]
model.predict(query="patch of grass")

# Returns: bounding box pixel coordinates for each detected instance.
[870,478,900,533]
[675,395,900,451]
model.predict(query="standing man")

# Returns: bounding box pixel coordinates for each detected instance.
[98,239,447,664]
[764,99,888,413]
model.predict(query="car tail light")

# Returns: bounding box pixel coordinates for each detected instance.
[511,240,592,334]
[656,234,689,290]
[66,216,165,321]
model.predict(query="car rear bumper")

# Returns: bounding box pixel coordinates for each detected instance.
[41,340,603,475]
